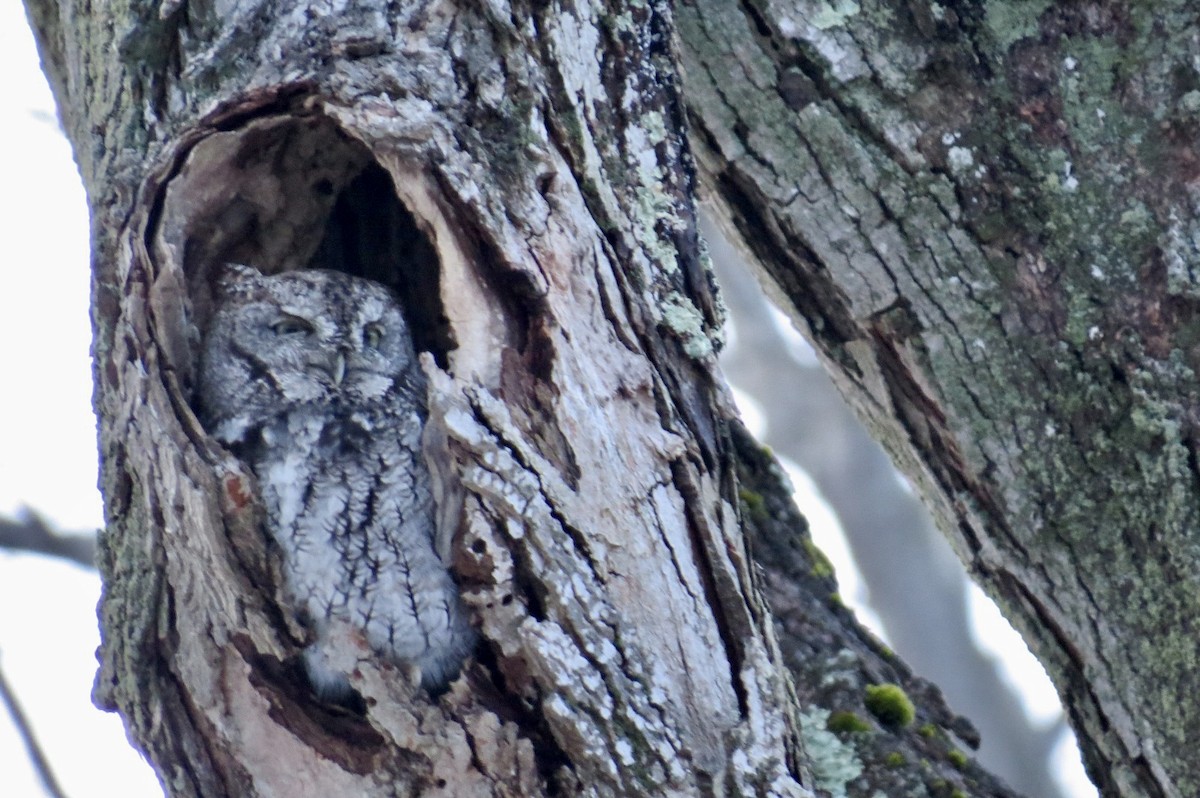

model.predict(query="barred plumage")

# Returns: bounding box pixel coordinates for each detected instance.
[198,266,473,699]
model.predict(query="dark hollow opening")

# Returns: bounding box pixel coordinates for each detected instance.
[175,115,451,371]
[309,162,450,368]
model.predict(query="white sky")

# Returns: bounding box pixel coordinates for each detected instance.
[0,7,162,798]
[0,5,1094,798]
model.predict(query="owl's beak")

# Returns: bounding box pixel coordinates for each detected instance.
[331,351,347,385]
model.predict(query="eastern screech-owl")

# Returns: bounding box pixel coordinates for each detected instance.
[197,266,473,698]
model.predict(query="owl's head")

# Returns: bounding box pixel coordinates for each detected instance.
[198,266,420,443]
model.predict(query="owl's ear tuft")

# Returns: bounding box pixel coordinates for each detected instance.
[215,263,267,296]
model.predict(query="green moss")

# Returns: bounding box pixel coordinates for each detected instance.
[884,751,905,768]
[918,722,939,739]
[947,748,968,770]
[738,488,768,522]
[826,710,872,734]
[864,683,915,728]
[803,538,835,579]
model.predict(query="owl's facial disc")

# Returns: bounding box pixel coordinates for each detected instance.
[255,304,408,404]
[200,269,421,446]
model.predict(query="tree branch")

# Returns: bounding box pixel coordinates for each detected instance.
[0,510,96,569]
[0,654,69,798]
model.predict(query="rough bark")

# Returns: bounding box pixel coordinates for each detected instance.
[23,0,823,795]
[679,2,1200,797]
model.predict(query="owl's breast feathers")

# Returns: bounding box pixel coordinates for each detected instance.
[252,399,471,692]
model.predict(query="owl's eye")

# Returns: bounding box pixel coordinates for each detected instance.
[270,315,314,336]
[363,322,385,349]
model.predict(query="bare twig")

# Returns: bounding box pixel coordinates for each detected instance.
[0,653,69,798]
[0,509,95,568]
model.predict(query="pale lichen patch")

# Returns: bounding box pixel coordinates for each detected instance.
[984,0,1052,50]
[661,294,716,359]
[946,146,974,175]
[642,111,668,146]
[810,0,861,32]
[799,708,864,798]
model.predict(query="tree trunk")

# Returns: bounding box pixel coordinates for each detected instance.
[678,2,1200,797]
[23,0,818,795]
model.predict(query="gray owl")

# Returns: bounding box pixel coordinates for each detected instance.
[197,266,473,699]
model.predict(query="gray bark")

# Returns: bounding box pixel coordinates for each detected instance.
[679,2,1200,796]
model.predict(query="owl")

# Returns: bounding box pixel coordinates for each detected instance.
[197,265,474,699]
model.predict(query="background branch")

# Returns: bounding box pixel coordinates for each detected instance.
[0,510,96,569]
[0,654,69,798]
